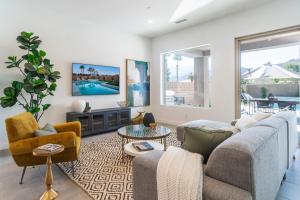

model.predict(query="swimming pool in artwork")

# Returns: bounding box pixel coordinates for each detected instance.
[72,80,119,95]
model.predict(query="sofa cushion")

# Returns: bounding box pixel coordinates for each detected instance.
[177,120,231,142]
[183,126,233,163]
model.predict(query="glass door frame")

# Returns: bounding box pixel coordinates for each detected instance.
[234,25,300,118]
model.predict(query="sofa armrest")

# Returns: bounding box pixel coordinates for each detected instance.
[133,150,164,200]
[54,121,81,137]
[9,131,77,156]
[204,176,252,200]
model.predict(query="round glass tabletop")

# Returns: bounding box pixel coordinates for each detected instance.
[117,124,171,140]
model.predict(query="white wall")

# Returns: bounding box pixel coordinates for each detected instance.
[151,0,300,125]
[0,2,151,149]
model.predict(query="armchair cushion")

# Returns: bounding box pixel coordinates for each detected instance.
[5,112,39,142]
[9,131,77,156]
[54,121,81,137]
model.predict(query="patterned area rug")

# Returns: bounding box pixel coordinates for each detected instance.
[58,125,180,200]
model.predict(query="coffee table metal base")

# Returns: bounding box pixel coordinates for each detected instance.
[124,141,164,157]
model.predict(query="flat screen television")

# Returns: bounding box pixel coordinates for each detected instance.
[72,63,120,96]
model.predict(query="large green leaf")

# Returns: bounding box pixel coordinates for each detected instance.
[42,104,51,111]
[28,106,40,114]
[34,82,48,92]
[17,36,29,44]
[23,82,35,93]
[25,63,36,72]
[39,50,46,57]
[12,81,23,93]
[48,71,61,82]
[37,66,47,75]
[0,96,17,107]
[49,83,57,91]
[33,79,44,85]
[21,32,34,38]
[8,56,17,62]
[37,92,46,99]
[4,87,16,97]
[30,36,39,41]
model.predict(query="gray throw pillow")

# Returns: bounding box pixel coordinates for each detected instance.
[183,126,233,163]
[35,123,57,137]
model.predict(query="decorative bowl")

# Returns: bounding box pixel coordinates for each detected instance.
[149,123,157,129]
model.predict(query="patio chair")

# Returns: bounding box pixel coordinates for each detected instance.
[241,93,253,101]
[256,100,274,113]
[278,102,296,111]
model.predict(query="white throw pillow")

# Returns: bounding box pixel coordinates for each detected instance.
[252,112,272,121]
[235,115,257,131]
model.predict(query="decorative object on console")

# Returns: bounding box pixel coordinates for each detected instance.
[131,111,145,125]
[117,101,128,107]
[149,122,157,129]
[72,63,120,96]
[72,100,86,113]
[0,32,61,121]
[143,112,155,127]
[83,102,91,112]
[126,59,150,107]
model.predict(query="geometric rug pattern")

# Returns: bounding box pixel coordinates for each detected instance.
[58,125,180,200]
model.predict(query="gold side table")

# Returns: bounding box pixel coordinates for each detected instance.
[33,145,64,200]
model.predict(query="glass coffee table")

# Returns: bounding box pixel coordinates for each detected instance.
[117,124,171,158]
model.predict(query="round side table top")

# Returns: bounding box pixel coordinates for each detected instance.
[33,145,64,157]
[124,141,163,157]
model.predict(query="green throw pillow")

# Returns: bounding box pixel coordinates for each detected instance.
[183,126,233,163]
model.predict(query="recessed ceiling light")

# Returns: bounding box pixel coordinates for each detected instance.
[170,0,214,22]
[147,20,153,24]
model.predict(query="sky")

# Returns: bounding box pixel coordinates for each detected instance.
[241,45,300,69]
[73,63,120,75]
[165,54,194,80]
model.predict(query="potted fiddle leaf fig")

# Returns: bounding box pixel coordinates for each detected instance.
[0,32,61,121]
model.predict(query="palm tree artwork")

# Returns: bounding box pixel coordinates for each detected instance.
[87,67,94,76]
[80,65,85,74]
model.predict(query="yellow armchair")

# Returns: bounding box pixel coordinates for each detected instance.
[5,112,81,184]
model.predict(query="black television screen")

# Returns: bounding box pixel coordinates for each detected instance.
[72,63,120,96]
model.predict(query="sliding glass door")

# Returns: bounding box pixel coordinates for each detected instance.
[236,26,300,140]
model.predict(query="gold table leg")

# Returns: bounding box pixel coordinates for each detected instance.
[40,155,58,200]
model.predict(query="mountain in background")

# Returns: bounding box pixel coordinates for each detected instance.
[278,58,300,73]
[242,58,299,75]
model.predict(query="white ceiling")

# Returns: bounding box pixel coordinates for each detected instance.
[3,0,276,38]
